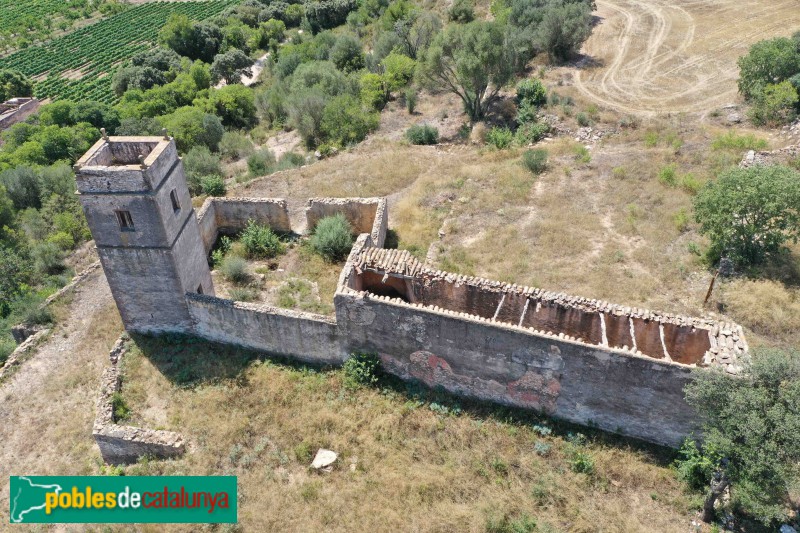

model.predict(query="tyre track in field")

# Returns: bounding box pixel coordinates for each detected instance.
[574,0,800,116]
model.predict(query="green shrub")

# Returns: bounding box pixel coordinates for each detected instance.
[111,392,131,422]
[200,175,226,197]
[576,111,591,126]
[183,146,222,195]
[360,72,388,110]
[673,208,690,232]
[679,173,702,195]
[382,52,416,92]
[405,124,438,145]
[321,95,379,147]
[658,164,678,187]
[46,231,75,250]
[228,287,258,302]
[711,131,769,151]
[31,242,64,275]
[515,101,538,125]
[310,213,354,261]
[448,0,475,22]
[12,294,54,326]
[210,235,232,266]
[247,148,276,176]
[522,149,548,174]
[241,220,285,259]
[516,78,547,107]
[569,449,595,475]
[486,127,513,149]
[342,351,381,388]
[220,255,249,284]
[514,122,549,145]
[404,88,417,114]
[0,337,15,366]
[219,131,254,161]
[574,144,591,164]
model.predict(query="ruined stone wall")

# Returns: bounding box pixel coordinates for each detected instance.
[212,198,292,235]
[196,198,218,254]
[0,98,39,131]
[186,293,345,365]
[306,197,388,247]
[333,289,698,447]
[94,337,185,464]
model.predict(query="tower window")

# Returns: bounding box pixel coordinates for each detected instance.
[115,210,134,231]
[170,189,181,212]
[197,284,204,295]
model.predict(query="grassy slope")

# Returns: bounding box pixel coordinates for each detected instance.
[119,334,697,533]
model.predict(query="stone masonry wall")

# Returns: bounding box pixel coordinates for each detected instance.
[186,293,345,366]
[306,197,387,247]
[212,197,292,235]
[94,337,185,464]
[333,288,698,447]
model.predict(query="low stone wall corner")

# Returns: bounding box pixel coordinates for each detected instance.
[93,336,187,465]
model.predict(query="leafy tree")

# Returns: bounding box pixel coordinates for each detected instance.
[0,69,33,101]
[116,117,162,136]
[182,145,222,194]
[111,66,167,96]
[507,0,592,66]
[38,100,75,127]
[418,21,514,121]
[131,47,182,75]
[305,0,358,33]
[748,81,799,126]
[251,19,286,53]
[221,18,253,53]
[359,73,388,110]
[737,37,800,100]
[320,94,379,146]
[158,107,224,152]
[331,33,365,72]
[158,14,223,63]
[681,348,800,524]
[393,10,440,60]
[0,166,41,210]
[693,165,800,266]
[381,51,415,91]
[210,50,255,85]
[534,1,593,62]
[203,84,257,129]
[70,101,120,132]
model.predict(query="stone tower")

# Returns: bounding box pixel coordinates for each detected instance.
[74,136,213,333]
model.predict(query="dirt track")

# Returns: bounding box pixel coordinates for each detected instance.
[574,0,800,116]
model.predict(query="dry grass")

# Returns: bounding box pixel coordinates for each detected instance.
[117,334,697,533]
[720,279,800,348]
[211,241,342,315]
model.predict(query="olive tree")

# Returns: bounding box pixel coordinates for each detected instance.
[418,21,514,121]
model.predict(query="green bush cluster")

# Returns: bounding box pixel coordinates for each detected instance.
[405,124,439,145]
[342,350,381,388]
[486,127,513,149]
[240,220,285,259]
[219,255,249,284]
[310,213,354,262]
[522,149,547,174]
[737,34,800,125]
